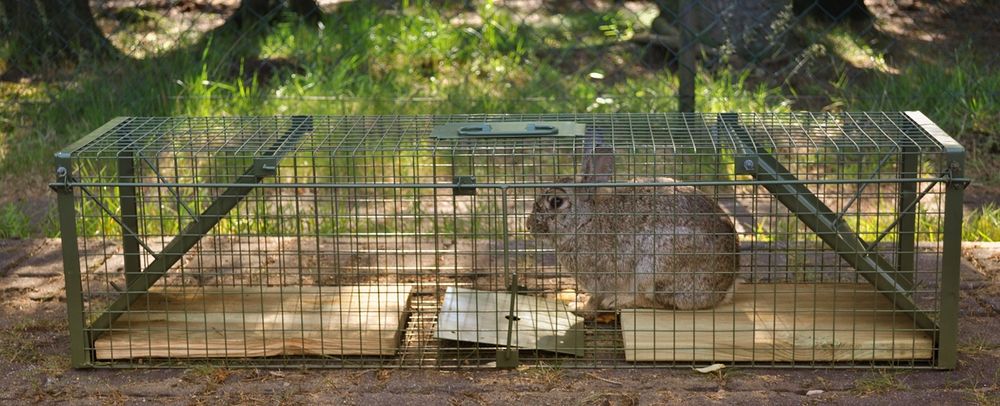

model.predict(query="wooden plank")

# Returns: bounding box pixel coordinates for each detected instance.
[621,283,934,362]
[434,287,584,356]
[94,284,414,359]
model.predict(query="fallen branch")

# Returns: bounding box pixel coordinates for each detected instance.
[586,372,623,386]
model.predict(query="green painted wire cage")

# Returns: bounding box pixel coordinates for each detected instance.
[52,112,967,369]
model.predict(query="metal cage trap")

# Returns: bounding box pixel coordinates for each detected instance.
[51,112,967,369]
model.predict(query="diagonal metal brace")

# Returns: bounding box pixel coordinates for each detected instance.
[85,116,314,342]
[718,113,936,332]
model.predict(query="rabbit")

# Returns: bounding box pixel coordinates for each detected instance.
[526,145,738,319]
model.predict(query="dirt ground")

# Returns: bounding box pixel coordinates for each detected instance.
[0,239,998,405]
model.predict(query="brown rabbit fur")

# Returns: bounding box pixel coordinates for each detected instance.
[526,147,738,318]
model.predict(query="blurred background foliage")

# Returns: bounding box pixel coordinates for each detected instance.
[0,0,997,238]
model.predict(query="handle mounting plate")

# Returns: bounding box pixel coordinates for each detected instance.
[431,121,585,140]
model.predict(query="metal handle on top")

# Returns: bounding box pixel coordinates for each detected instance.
[431,121,585,139]
[457,123,559,137]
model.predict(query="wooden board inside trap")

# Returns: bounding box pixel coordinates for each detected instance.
[434,287,585,356]
[620,283,934,362]
[94,284,415,359]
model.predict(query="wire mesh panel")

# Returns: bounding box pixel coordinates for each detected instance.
[52,112,966,368]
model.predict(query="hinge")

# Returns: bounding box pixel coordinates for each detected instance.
[946,177,971,190]
[945,162,971,190]
[50,166,74,193]
[254,158,279,177]
[453,176,477,196]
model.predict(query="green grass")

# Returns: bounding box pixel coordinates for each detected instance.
[0,2,997,241]
[0,1,786,177]
[852,370,907,395]
[824,26,894,75]
[0,202,31,239]
[964,203,1000,242]
[1,1,787,239]
[184,364,233,385]
[836,43,1000,185]
[0,318,67,365]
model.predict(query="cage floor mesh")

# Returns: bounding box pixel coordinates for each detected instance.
[620,283,933,362]
[94,284,414,359]
[92,283,932,363]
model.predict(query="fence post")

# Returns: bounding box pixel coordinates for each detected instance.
[678,0,697,113]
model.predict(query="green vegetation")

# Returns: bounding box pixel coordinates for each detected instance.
[0,1,997,241]
[185,364,233,385]
[1,2,783,178]
[963,203,1000,242]
[837,43,1000,185]
[0,202,31,239]
[0,317,67,369]
[852,370,907,395]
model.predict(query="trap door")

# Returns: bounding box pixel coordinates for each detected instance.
[434,287,585,356]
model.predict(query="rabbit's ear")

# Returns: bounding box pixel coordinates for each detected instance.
[580,145,614,183]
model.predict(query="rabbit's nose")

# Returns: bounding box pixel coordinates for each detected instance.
[527,217,547,234]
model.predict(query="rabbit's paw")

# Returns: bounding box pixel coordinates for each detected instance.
[572,307,598,320]
[592,311,618,324]
[572,303,617,324]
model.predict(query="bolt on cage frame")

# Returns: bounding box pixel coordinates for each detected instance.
[52,112,967,369]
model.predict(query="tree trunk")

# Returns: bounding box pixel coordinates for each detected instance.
[37,0,106,57]
[288,0,322,25]
[2,0,49,72]
[793,0,872,21]
[226,0,323,30]
[65,0,117,55]
[1,0,117,77]
[653,0,792,60]
[228,0,280,29]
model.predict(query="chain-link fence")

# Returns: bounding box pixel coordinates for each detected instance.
[1,1,997,201]
[1,0,891,108]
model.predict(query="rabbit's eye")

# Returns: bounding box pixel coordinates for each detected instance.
[548,196,566,209]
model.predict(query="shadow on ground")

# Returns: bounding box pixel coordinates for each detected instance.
[0,239,998,404]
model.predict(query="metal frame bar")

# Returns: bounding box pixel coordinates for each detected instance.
[497,186,519,368]
[73,184,157,255]
[938,160,963,369]
[54,154,89,368]
[895,145,919,289]
[118,145,142,287]
[867,176,943,249]
[59,117,132,155]
[53,117,133,368]
[905,111,965,370]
